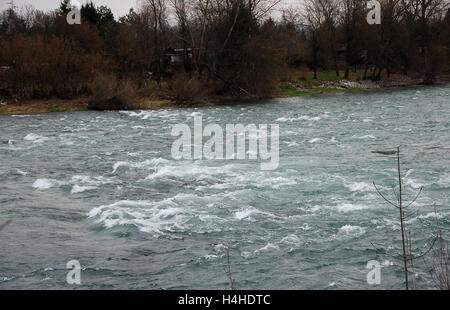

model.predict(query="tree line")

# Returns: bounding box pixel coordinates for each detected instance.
[0,0,449,103]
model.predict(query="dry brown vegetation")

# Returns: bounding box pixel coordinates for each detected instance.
[88,74,140,110]
[0,0,449,109]
[168,74,209,104]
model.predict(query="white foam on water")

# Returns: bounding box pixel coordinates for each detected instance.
[195,182,232,191]
[437,174,450,187]
[280,234,302,246]
[284,141,299,147]
[202,254,219,261]
[189,111,202,117]
[299,205,322,213]
[15,169,27,176]
[255,243,280,253]
[298,115,321,121]
[338,225,366,236]
[405,178,426,189]
[276,115,321,122]
[146,162,237,181]
[300,223,312,231]
[113,158,170,173]
[24,133,48,143]
[255,176,296,189]
[235,208,257,221]
[355,135,376,140]
[276,117,290,122]
[12,114,41,117]
[33,179,55,190]
[121,109,178,120]
[71,185,97,194]
[234,206,278,221]
[241,251,253,259]
[335,203,367,212]
[71,175,112,184]
[0,276,14,283]
[87,194,221,236]
[345,182,373,192]
[417,212,443,220]
[309,138,322,143]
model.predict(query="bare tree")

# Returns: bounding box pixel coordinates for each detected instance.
[302,0,329,79]
[427,206,450,290]
[145,0,169,86]
[372,147,436,290]
[400,0,450,82]
[338,0,366,79]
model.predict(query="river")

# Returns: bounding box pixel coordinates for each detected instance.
[1,85,449,289]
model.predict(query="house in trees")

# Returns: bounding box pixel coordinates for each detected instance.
[162,47,193,71]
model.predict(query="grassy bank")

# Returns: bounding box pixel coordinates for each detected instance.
[277,85,366,97]
[0,71,445,115]
[0,98,173,115]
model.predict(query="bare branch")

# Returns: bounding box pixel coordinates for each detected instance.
[373,181,400,209]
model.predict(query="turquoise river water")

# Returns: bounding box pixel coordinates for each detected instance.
[0,85,449,289]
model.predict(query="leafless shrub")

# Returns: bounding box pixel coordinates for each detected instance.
[168,74,208,104]
[429,236,450,290]
[88,74,140,110]
[427,208,450,290]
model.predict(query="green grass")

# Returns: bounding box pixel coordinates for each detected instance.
[276,69,371,98]
[277,81,366,98]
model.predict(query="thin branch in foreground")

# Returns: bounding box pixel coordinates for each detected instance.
[0,220,12,232]
[373,181,400,209]
[224,248,235,290]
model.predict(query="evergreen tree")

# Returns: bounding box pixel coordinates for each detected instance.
[60,0,71,13]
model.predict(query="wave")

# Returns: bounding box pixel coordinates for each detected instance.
[33,178,57,190]
[276,115,321,122]
[338,225,366,237]
[70,185,97,194]
[24,133,48,143]
[234,206,278,221]
[345,182,373,192]
[309,138,322,143]
[112,158,170,173]
[335,203,367,213]
[355,134,376,140]
[120,110,178,120]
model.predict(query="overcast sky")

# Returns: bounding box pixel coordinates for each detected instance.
[0,0,302,20]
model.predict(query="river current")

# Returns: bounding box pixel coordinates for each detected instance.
[1,85,449,289]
